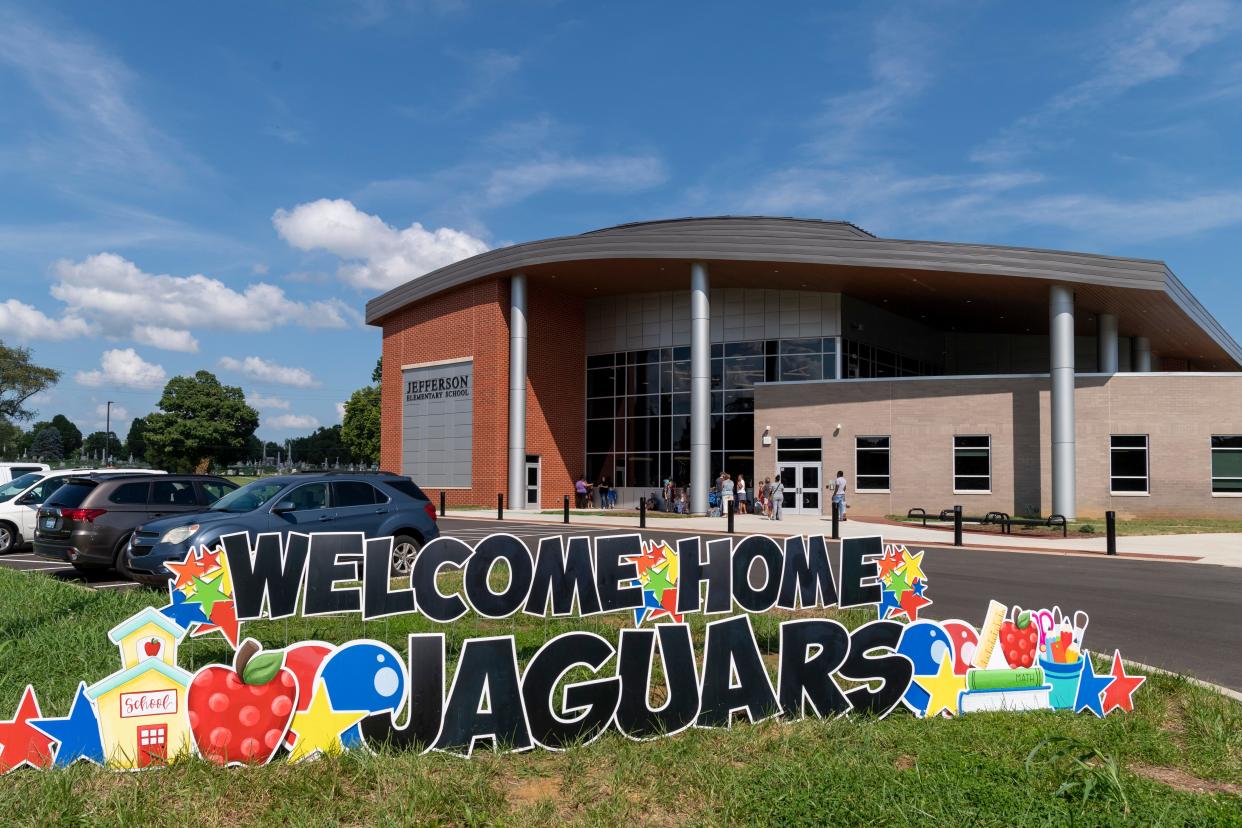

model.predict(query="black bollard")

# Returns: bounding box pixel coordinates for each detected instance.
[728,498,735,534]
[953,504,963,547]
[831,498,840,540]
[639,496,646,529]
[563,495,570,524]
[498,493,504,521]
[439,490,446,518]
[1106,510,1117,556]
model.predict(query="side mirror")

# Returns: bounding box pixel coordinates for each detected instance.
[271,501,296,514]
[14,494,32,506]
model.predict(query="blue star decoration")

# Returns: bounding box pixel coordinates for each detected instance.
[1073,654,1112,718]
[911,578,928,598]
[161,590,209,628]
[29,682,104,767]
[877,589,902,619]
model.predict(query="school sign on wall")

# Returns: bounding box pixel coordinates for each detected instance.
[0,532,1147,772]
[401,358,472,489]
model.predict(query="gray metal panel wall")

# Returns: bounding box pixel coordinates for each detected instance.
[402,361,473,487]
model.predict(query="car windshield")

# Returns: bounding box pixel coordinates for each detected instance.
[0,472,43,502]
[209,480,285,513]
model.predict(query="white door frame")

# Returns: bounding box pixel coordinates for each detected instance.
[779,462,823,516]
[524,455,541,510]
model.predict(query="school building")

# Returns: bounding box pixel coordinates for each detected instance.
[365,216,1242,519]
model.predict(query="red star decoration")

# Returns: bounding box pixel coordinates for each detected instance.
[629,542,666,578]
[0,686,55,774]
[897,589,932,621]
[165,550,215,592]
[657,588,683,623]
[208,600,240,648]
[1101,650,1145,714]
[877,546,903,579]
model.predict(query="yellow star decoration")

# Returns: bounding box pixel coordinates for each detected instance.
[914,655,966,718]
[286,679,368,763]
[900,548,926,583]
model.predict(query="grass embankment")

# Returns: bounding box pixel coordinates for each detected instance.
[886,514,1242,538]
[1,568,1239,825]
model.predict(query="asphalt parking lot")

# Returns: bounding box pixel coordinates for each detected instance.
[3,515,1240,691]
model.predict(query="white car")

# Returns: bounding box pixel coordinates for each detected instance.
[0,462,50,485]
[0,467,163,553]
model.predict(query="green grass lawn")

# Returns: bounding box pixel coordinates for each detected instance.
[0,568,1239,825]
[887,514,1242,538]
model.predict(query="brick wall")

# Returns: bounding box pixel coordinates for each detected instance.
[380,278,509,508]
[378,277,586,509]
[755,373,1242,519]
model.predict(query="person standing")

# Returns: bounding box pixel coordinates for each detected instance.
[736,474,748,515]
[575,475,589,508]
[769,476,784,521]
[720,473,734,517]
[831,469,848,521]
[598,475,611,509]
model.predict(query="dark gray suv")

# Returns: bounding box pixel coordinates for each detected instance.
[121,471,440,586]
[34,474,236,575]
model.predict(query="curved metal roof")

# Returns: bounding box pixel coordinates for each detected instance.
[365,216,1240,366]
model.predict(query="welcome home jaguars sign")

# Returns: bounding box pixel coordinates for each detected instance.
[0,532,1147,771]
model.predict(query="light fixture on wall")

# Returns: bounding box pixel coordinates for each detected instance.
[761,425,772,446]
[833,423,842,437]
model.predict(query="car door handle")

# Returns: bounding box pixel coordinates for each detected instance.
[374,508,387,515]
[318,515,332,522]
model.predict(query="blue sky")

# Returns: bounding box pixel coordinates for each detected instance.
[1,0,1241,442]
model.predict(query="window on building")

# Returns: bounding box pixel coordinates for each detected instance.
[1110,435,1149,494]
[953,435,991,492]
[856,436,891,491]
[1211,436,1242,494]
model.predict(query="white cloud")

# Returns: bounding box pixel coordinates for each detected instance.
[266,413,319,430]
[75,348,166,390]
[249,391,291,410]
[252,262,269,275]
[480,155,667,207]
[973,0,1240,164]
[335,401,347,422]
[273,198,490,291]
[0,299,93,341]
[130,324,199,353]
[50,252,351,334]
[0,7,195,184]
[219,355,318,388]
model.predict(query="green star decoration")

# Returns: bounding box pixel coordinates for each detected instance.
[644,566,674,602]
[189,574,230,617]
[885,567,911,596]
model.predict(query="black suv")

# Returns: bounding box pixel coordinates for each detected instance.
[34,474,236,576]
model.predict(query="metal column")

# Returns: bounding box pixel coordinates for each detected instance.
[1133,336,1152,372]
[690,263,711,514]
[507,273,528,510]
[1050,285,1077,520]
[1097,313,1118,373]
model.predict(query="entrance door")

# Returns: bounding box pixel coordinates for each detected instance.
[524,455,540,510]
[137,723,167,768]
[779,463,822,516]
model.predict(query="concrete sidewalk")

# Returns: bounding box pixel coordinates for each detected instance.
[446,508,1242,567]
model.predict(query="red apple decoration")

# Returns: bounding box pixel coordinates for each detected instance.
[187,639,298,766]
[1000,609,1039,668]
[143,638,161,657]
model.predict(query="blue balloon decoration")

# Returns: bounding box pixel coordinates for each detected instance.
[320,641,408,748]
[897,621,953,717]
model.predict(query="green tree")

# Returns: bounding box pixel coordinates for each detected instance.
[372,357,382,384]
[144,371,260,473]
[29,426,63,461]
[341,385,380,464]
[126,416,148,461]
[50,414,83,457]
[83,431,123,460]
[289,424,354,466]
[0,418,22,459]
[0,341,60,422]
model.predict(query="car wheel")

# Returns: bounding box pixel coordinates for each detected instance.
[391,534,421,577]
[0,522,14,554]
[114,535,138,581]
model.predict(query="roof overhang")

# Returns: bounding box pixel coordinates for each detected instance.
[365,216,1242,369]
